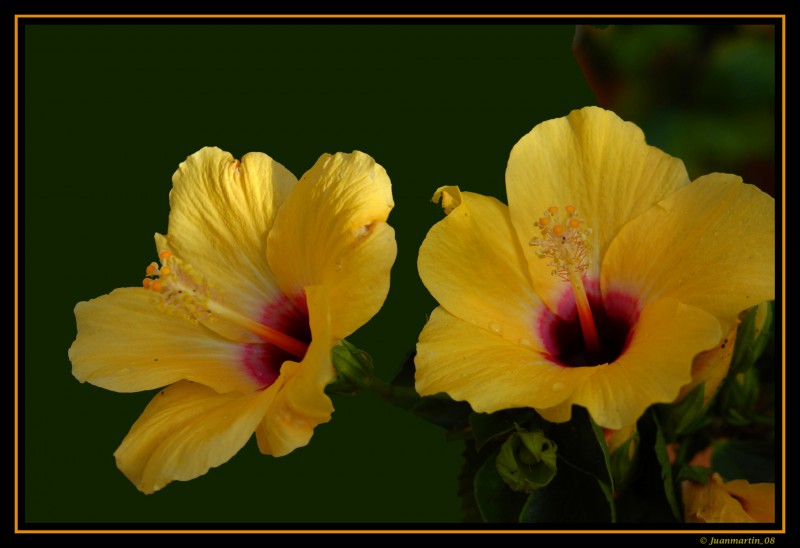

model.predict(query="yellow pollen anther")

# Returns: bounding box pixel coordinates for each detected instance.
[548,206,558,214]
[566,204,576,215]
[552,224,565,236]
[539,217,549,227]
[569,219,580,228]
[141,252,309,360]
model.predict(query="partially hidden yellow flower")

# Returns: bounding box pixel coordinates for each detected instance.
[682,473,775,523]
[415,106,774,430]
[68,147,396,493]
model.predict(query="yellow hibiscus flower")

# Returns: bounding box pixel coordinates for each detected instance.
[415,106,774,430]
[68,147,396,493]
[682,473,775,523]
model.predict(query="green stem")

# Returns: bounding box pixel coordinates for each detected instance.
[365,376,421,401]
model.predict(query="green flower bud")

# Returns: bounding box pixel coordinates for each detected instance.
[328,339,375,394]
[495,429,557,494]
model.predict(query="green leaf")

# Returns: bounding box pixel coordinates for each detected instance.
[652,412,682,521]
[716,365,761,425]
[676,465,712,484]
[614,414,680,523]
[655,382,708,442]
[547,407,612,488]
[456,441,487,523]
[518,457,614,523]
[711,438,775,484]
[385,350,473,431]
[469,409,536,451]
[390,349,418,389]
[473,448,529,522]
[397,395,473,431]
[730,301,773,376]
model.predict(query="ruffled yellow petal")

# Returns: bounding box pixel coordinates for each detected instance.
[724,479,776,523]
[566,298,722,429]
[255,285,335,456]
[69,288,260,394]
[601,173,775,334]
[165,147,297,322]
[675,325,738,407]
[267,151,396,339]
[535,400,574,424]
[415,307,597,413]
[114,380,274,494]
[418,186,549,350]
[683,473,775,523]
[506,106,690,312]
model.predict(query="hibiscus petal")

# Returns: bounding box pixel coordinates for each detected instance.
[114,380,274,494]
[418,186,550,350]
[567,298,722,429]
[165,147,297,322]
[69,288,261,394]
[415,306,598,413]
[267,151,396,339]
[601,173,775,333]
[723,479,775,523]
[683,474,773,523]
[255,285,336,456]
[506,106,690,312]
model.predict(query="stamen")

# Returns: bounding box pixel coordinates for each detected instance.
[530,204,602,354]
[141,250,308,358]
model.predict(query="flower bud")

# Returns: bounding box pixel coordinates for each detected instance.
[495,429,557,494]
[328,340,376,394]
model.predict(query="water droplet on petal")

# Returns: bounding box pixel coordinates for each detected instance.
[489,322,502,334]
[518,337,532,347]
[552,381,565,392]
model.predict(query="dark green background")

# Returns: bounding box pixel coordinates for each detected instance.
[23,23,597,524]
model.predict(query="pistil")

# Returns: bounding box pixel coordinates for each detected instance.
[205,300,309,358]
[143,251,309,359]
[530,205,602,354]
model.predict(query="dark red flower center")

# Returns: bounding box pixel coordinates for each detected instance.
[538,282,639,367]
[241,294,311,387]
